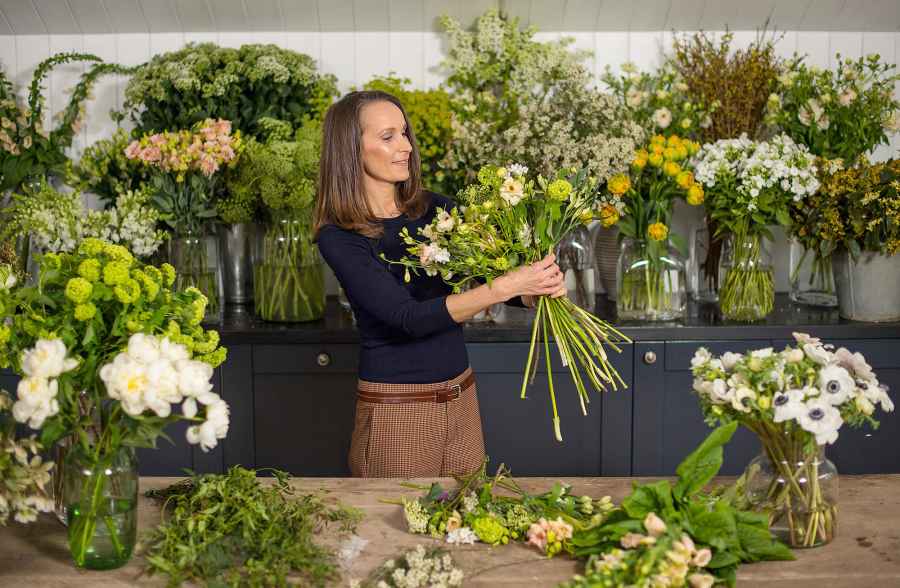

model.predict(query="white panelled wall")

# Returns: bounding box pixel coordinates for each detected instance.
[0,29,898,294]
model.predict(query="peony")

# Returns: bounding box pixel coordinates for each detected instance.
[21,339,79,379]
[126,333,161,364]
[12,377,59,428]
[175,359,214,398]
[159,337,190,363]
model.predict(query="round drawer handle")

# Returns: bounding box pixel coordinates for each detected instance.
[316,352,332,367]
[643,351,657,365]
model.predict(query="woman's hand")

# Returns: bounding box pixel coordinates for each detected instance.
[496,253,567,303]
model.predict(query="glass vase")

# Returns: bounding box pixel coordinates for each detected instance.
[616,237,686,321]
[789,239,837,308]
[592,224,619,301]
[254,219,325,322]
[718,232,774,321]
[51,435,74,525]
[688,225,721,303]
[64,445,138,570]
[557,225,596,312]
[744,441,838,548]
[170,231,224,321]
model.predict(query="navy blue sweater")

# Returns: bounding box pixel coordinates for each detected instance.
[316,192,468,384]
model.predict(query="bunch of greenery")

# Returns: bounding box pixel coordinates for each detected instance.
[439,10,643,189]
[66,128,152,207]
[363,75,457,195]
[0,53,131,191]
[144,466,361,587]
[118,43,338,137]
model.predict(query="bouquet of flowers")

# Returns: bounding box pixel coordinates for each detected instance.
[602,62,713,141]
[0,239,228,568]
[767,53,900,164]
[692,134,819,320]
[358,546,464,588]
[393,165,628,440]
[599,134,704,320]
[691,334,894,547]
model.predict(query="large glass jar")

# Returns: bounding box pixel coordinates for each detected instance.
[254,219,325,322]
[557,225,597,312]
[789,238,838,307]
[718,232,774,321]
[64,445,138,569]
[616,237,686,321]
[169,230,224,321]
[688,225,721,303]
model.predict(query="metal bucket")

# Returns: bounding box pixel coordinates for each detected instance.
[832,250,900,322]
[219,222,255,306]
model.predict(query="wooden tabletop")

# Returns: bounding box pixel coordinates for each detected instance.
[2,475,899,587]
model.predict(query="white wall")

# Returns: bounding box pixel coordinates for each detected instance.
[1,29,898,293]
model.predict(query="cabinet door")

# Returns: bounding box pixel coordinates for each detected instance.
[252,344,358,476]
[774,338,900,474]
[632,340,765,477]
[470,341,633,476]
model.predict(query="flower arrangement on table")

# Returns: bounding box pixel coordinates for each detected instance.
[392,164,629,441]
[692,134,819,321]
[0,238,228,569]
[224,117,324,322]
[599,134,704,320]
[691,333,893,548]
[0,53,129,192]
[126,118,243,319]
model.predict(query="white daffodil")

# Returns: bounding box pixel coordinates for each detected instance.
[126,333,161,364]
[731,387,756,413]
[175,359,214,398]
[691,348,711,369]
[21,339,78,379]
[818,364,855,406]
[798,398,843,445]
[773,388,806,423]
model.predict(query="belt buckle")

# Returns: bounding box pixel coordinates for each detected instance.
[437,382,461,403]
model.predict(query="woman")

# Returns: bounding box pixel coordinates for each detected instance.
[314,91,566,478]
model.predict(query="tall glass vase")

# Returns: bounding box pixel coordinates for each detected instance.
[718,232,774,321]
[744,432,838,548]
[557,225,596,312]
[688,225,721,303]
[616,237,686,321]
[254,219,325,322]
[789,239,837,307]
[64,445,138,569]
[170,231,224,321]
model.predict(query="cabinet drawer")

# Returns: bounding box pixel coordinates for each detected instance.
[252,344,358,374]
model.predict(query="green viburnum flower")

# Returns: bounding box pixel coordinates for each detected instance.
[41,252,61,270]
[197,346,227,368]
[77,258,101,282]
[78,238,105,256]
[65,277,93,304]
[160,263,176,287]
[547,179,573,200]
[0,324,10,345]
[103,243,133,263]
[74,302,97,321]
[114,279,141,304]
[103,260,132,286]
[471,515,510,545]
[192,330,220,354]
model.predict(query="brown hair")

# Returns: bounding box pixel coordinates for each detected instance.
[314,90,426,239]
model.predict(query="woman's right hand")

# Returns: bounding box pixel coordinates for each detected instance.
[496,253,566,301]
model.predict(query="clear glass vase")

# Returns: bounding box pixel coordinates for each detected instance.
[557,225,596,312]
[718,232,774,321]
[51,436,74,525]
[592,224,619,301]
[688,225,721,303]
[744,442,838,548]
[616,237,686,321]
[64,445,138,570]
[170,231,224,321]
[789,239,837,307]
[254,219,325,322]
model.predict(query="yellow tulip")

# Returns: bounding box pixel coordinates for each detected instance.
[676,170,694,189]
[648,153,664,167]
[663,161,681,177]
[648,222,669,241]
[600,204,620,227]
[687,183,705,205]
[608,174,632,195]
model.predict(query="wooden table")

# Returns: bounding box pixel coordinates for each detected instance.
[2,475,899,587]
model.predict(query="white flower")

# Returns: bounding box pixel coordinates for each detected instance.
[21,339,78,379]
[691,348,711,369]
[182,397,198,419]
[793,332,821,346]
[508,163,528,177]
[626,87,644,108]
[126,333,161,364]
[731,387,756,413]
[175,359,214,398]
[435,208,455,232]
[446,527,478,545]
[773,389,806,423]
[798,398,843,445]
[721,352,742,371]
[856,395,875,416]
[803,343,832,366]
[499,177,524,206]
[158,337,190,362]
[653,107,672,129]
[838,88,857,106]
[12,377,59,428]
[783,348,805,363]
[710,378,732,404]
[643,512,667,537]
[99,354,149,416]
[751,347,773,358]
[834,347,875,382]
[818,364,855,406]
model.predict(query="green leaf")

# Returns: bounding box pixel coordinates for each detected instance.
[673,422,738,502]
[623,480,675,519]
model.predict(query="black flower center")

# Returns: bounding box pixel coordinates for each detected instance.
[826,380,841,394]
[858,382,869,390]
[809,408,825,421]
[774,394,788,406]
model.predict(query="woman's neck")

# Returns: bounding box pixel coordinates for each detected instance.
[365,176,401,218]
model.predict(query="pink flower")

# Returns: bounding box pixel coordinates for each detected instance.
[199,155,219,176]
[621,532,644,548]
[526,520,548,551]
[219,145,235,161]
[140,146,161,163]
[149,133,167,146]
[124,140,142,159]
[215,119,232,135]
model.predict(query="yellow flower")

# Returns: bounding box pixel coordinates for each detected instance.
[608,174,632,195]
[687,141,701,156]
[758,395,771,410]
[78,238,105,256]
[664,147,680,161]
[65,277,93,304]
[650,134,666,146]
[496,167,508,178]
[648,153,664,167]
[651,143,665,155]
[600,204,620,227]
[547,179,573,200]
[77,259,101,282]
[160,263,176,287]
[114,279,142,304]
[666,135,682,147]
[663,161,681,177]
[676,171,695,189]
[687,183,705,206]
[648,222,669,241]
[676,144,689,160]
[580,209,594,224]
[103,261,132,286]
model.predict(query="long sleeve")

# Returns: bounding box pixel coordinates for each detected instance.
[318,226,459,339]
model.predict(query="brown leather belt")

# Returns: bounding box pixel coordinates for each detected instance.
[357,371,476,404]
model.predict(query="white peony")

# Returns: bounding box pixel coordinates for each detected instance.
[126,333,161,364]
[99,353,148,416]
[21,339,78,379]
[818,364,855,406]
[773,389,806,423]
[12,377,59,428]
[175,359,214,398]
[145,359,181,405]
[159,337,190,363]
[798,398,843,445]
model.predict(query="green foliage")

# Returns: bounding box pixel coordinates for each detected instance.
[144,466,361,587]
[363,75,456,195]
[66,128,152,207]
[118,43,338,137]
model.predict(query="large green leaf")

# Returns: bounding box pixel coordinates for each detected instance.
[673,421,738,502]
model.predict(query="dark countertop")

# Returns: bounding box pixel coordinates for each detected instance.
[210,294,900,345]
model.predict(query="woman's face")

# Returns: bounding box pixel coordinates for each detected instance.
[360,100,412,185]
